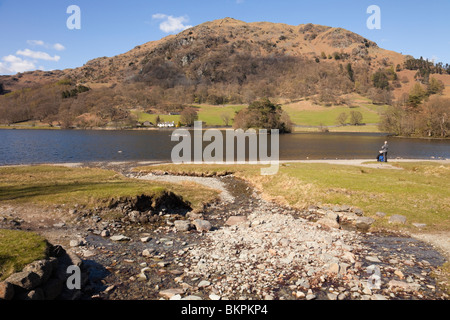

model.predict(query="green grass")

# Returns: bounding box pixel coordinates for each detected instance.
[0,166,219,211]
[136,162,450,232]
[134,101,387,130]
[134,105,245,127]
[283,105,386,127]
[294,124,383,133]
[194,104,245,126]
[0,229,49,281]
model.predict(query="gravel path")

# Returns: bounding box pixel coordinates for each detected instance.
[137,174,235,203]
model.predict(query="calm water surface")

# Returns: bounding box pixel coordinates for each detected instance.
[0,129,449,165]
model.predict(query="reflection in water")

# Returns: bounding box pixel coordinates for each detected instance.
[0,129,449,165]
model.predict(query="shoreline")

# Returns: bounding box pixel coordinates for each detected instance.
[1,126,449,140]
[1,158,449,168]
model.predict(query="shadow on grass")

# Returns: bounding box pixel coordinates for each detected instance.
[0,181,133,202]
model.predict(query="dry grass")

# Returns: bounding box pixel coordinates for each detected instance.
[138,162,450,232]
[0,165,219,211]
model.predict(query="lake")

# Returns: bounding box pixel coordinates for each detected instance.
[0,129,449,165]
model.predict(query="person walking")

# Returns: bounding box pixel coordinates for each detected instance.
[381,141,388,162]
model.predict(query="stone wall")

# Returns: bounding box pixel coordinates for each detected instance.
[0,245,87,300]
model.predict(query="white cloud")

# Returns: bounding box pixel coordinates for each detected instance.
[53,43,66,51]
[152,14,193,33]
[26,40,65,51]
[0,55,36,74]
[16,49,60,62]
[27,40,45,46]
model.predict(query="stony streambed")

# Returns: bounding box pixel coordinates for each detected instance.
[1,171,447,300]
[68,174,447,300]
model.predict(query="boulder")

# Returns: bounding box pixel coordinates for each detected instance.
[389,215,407,225]
[41,277,64,300]
[23,259,55,284]
[0,281,14,300]
[193,219,212,232]
[317,218,339,229]
[174,220,191,232]
[355,217,375,231]
[6,271,42,291]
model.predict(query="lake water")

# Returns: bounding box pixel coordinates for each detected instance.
[0,129,449,165]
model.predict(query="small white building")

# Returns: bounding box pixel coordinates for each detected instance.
[157,121,175,128]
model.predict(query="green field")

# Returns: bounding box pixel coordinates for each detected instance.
[135,100,387,131]
[283,105,387,127]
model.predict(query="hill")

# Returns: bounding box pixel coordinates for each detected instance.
[0,18,449,131]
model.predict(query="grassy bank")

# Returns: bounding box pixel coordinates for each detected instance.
[135,161,450,233]
[0,229,49,281]
[0,166,219,211]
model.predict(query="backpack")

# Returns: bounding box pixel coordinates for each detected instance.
[378,155,384,162]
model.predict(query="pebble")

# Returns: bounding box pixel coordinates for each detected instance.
[110,235,131,242]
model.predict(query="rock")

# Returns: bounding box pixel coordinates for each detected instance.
[159,288,184,299]
[140,237,152,243]
[53,223,65,228]
[158,261,170,267]
[23,259,54,284]
[412,223,427,228]
[325,211,339,220]
[225,216,248,226]
[389,215,407,225]
[404,260,414,266]
[101,230,110,237]
[70,239,84,247]
[81,249,96,258]
[388,280,420,292]
[353,208,364,216]
[342,251,356,263]
[366,256,381,263]
[6,271,42,291]
[371,294,388,300]
[170,294,182,300]
[182,295,203,300]
[362,287,372,295]
[198,280,211,288]
[375,212,386,218]
[327,293,338,300]
[394,270,404,279]
[174,220,191,232]
[193,219,212,232]
[306,294,316,300]
[25,288,45,300]
[355,217,375,231]
[328,263,340,274]
[41,278,64,300]
[142,249,155,257]
[295,291,305,299]
[110,235,131,242]
[209,294,221,300]
[0,281,14,300]
[317,218,339,229]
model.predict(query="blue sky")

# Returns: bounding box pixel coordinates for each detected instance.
[0,0,449,75]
